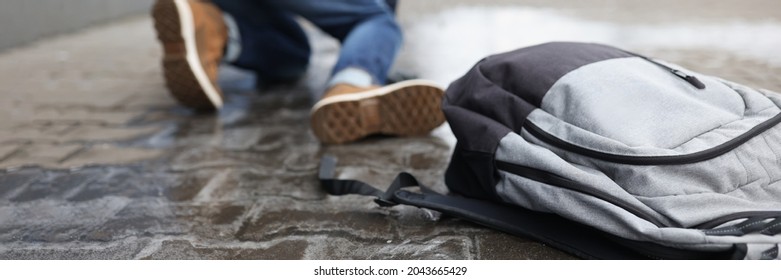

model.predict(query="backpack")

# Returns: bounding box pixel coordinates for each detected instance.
[319,42,781,260]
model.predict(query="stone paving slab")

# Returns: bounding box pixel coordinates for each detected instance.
[1,0,780,259]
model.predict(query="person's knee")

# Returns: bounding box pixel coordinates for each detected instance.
[383,14,403,40]
[370,13,403,45]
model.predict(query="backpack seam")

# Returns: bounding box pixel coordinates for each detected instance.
[632,178,781,198]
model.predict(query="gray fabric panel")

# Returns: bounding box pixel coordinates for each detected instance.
[759,88,781,104]
[520,125,781,227]
[537,57,779,154]
[496,130,781,246]
[489,48,781,251]
[479,42,633,107]
[596,130,781,199]
[496,170,711,245]
[495,132,703,244]
[528,107,778,157]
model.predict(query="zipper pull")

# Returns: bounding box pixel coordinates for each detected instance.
[670,69,706,89]
[624,50,707,90]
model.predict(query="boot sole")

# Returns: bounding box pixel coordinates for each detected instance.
[311,80,446,144]
[153,0,223,110]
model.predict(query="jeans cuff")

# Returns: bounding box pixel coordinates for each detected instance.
[222,13,242,63]
[327,67,374,88]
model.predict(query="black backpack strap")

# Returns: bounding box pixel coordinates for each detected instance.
[319,155,433,207]
[318,156,740,260]
[319,155,651,259]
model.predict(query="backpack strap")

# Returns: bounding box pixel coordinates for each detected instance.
[318,155,661,260]
[319,155,432,207]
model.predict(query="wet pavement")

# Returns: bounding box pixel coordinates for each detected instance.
[1,0,780,259]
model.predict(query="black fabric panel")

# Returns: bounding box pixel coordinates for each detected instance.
[479,42,633,107]
[445,146,502,201]
[760,246,779,260]
[393,190,738,260]
[442,63,519,201]
[443,67,521,152]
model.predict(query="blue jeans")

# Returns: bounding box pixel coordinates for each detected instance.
[212,0,402,86]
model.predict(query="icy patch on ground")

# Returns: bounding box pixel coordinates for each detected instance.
[401,7,781,85]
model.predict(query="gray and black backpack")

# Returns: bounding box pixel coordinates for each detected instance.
[319,42,781,259]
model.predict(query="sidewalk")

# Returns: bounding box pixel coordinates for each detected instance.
[1,1,779,259]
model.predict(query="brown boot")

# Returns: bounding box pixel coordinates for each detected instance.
[152,0,227,110]
[310,80,446,144]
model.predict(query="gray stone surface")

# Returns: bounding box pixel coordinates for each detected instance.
[0,0,780,259]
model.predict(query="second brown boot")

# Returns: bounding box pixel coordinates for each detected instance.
[310,80,446,144]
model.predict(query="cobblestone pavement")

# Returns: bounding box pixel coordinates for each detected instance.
[1,1,780,259]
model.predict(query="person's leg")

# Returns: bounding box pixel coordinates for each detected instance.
[212,0,311,85]
[267,0,401,87]
[267,0,445,144]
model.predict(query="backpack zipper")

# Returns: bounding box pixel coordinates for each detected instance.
[495,160,671,228]
[694,211,781,229]
[625,51,706,89]
[523,112,781,165]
